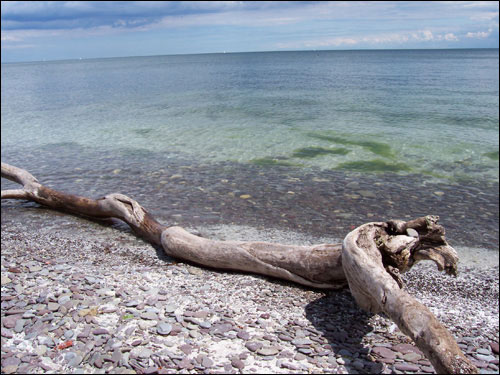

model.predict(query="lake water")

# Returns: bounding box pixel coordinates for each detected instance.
[1,49,498,251]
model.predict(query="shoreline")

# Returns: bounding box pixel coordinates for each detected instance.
[1,210,498,374]
[1,156,499,252]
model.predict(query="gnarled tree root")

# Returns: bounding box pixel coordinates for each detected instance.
[1,162,478,373]
[343,220,477,374]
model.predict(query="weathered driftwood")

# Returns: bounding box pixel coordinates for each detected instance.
[1,162,478,374]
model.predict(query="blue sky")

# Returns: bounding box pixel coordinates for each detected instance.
[1,1,498,62]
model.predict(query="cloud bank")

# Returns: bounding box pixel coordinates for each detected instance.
[1,1,498,62]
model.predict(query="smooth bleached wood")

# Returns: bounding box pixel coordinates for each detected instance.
[342,221,477,374]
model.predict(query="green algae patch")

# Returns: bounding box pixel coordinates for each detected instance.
[307,132,394,158]
[355,141,394,158]
[250,157,299,167]
[292,146,350,158]
[484,151,499,160]
[336,159,412,173]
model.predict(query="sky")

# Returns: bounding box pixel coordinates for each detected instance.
[1,1,498,62]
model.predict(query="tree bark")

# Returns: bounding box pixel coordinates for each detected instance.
[1,162,478,374]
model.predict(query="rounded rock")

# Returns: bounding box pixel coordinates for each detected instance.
[257,347,280,356]
[157,322,172,335]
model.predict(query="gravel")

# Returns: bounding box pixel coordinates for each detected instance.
[1,211,499,374]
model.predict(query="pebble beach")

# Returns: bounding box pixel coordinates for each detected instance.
[1,207,498,374]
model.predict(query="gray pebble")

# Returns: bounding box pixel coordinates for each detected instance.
[38,335,55,347]
[245,341,263,352]
[477,348,492,355]
[141,311,158,320]
[92,328,109,335]
[14,319,26,333]
[58,295,71,305]
[64,329,75,340]
[237,330,250,340]
[2,357,21,368]
[47,302,59,311]
[22,310,36,319]
[198,321,211,329]
[1,328,14,338]
[3,315,19,329]
[35,345,47,356]
[231,358,245,369]
[291,338,313,346]
[189,331,201,339]
[112,349,122,364]
[200,356,212,368]
[294,353,307,361]
[131,347,153,359]
[66,352,83,367]
[281,362,300,370]
[164,304,177,313]
[403,352,422,362]
[257,347,280,356]
[157,322,172,335]
[372,346,396,359]
[476,354,497,362]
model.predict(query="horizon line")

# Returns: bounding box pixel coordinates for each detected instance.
[2,46,499,64]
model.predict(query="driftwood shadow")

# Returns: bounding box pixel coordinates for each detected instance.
[305,290,381,374]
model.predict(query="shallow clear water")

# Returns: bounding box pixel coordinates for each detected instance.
[2,49,498,183]
[1,49,499,252]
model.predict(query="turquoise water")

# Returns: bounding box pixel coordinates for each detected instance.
[1,49,498,183]
[1,49,499,251]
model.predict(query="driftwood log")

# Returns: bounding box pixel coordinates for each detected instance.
[1,162,478,374]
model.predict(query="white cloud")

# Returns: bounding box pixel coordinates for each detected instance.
[466,29,492,38]
[444,33,458,41]
[276,29,463,50]
[419,30,434,41]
